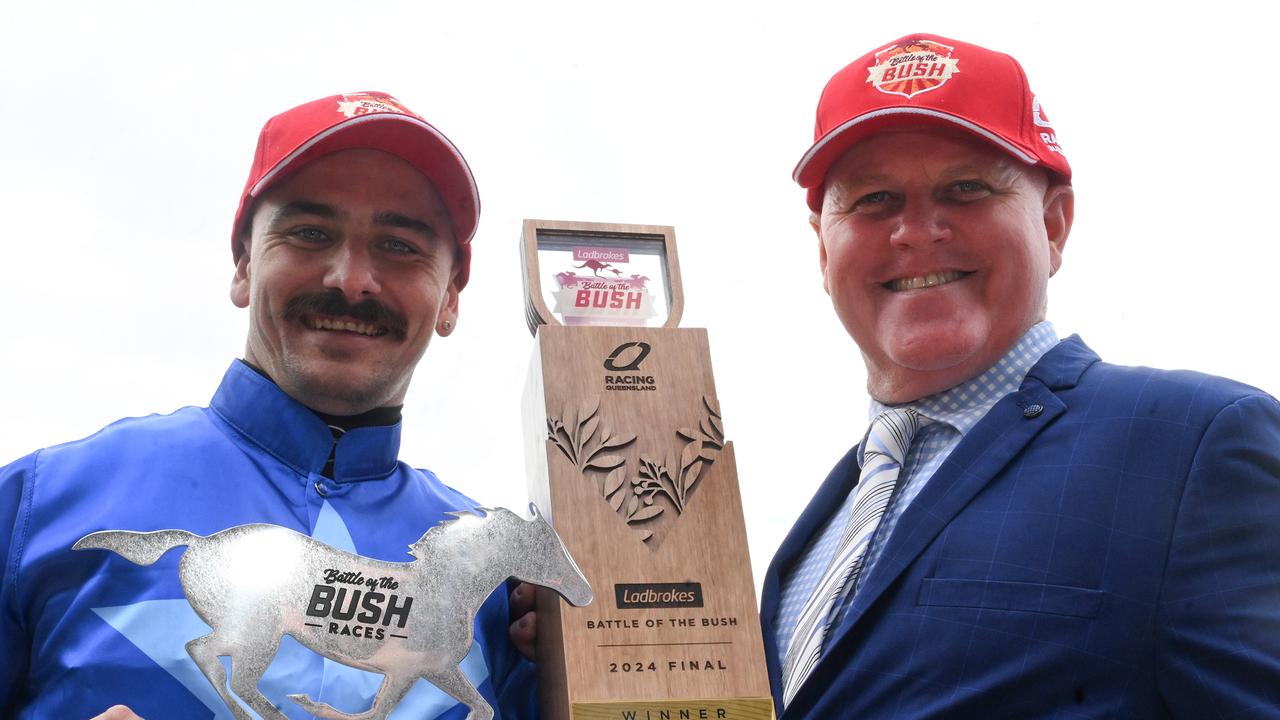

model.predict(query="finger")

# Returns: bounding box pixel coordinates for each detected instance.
[509,581,536,618]
[90,706,144,720]
[509,609,537,661]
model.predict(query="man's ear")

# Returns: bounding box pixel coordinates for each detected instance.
[812,212,831,295]
[435,270,462,337]
[230,237,251,308]
[1043,184,1074,277]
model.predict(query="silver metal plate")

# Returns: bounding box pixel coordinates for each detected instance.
[74,503,590,720]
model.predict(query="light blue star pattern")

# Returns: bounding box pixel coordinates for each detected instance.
[91,502,490,719]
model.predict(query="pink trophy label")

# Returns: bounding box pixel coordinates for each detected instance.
[552,246,656,326]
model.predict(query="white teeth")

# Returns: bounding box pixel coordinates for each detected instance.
[889,271,967,291]
[304,317,384,336]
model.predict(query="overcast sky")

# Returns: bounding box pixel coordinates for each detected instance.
[3,1,1277,592]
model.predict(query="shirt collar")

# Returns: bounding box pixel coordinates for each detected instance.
[209,360,402,481]
[870,321,1060,437]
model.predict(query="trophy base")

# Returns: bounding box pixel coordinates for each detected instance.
[526,326,775,719]
[571,697,775,720]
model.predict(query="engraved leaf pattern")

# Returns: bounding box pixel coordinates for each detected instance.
[604,467,627,496]
[578,416,600,456]
[657,457,683,513]
[580,396,600,426]
[630,505,663,522]
[703,395,721,419]
[609,485,627,511]
[699,419,718,446]
[600,432,637,451]
[545,393,728,545]
[586,454,626,471]
[684,459,706,496]
[679,438,700,480]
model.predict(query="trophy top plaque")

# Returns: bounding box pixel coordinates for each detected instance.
[521,219,685,336]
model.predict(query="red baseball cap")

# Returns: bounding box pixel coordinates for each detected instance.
[795,34,1071,212]
[232,91,478,288]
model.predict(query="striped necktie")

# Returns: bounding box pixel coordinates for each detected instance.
[780,407,924,707]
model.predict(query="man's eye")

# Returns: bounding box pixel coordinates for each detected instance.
[949,180,989,197]
[382,238,418,254]
[852,191,893,211]
[292,227,328,242]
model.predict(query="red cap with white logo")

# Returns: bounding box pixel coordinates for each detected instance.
[794,34,1071,212]
[232,91,479,288]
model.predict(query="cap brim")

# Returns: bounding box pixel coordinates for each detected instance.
[794,107,1042,212]
[255,113,479,239]
[238,113,478,288]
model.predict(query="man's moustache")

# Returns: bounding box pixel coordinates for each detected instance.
[283,291,408,340]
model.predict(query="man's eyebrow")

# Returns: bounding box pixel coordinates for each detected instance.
[270,201,340,222]
[373,211,438,239]
[938,161,1022,183]
[834,172,894,189]
[825,173,893,206]
[937,164,987,178]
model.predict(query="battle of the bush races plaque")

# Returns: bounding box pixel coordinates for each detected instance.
[521,219,775,720]
[74,505,591,720]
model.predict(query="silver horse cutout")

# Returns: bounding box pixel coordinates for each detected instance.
[74,505,592,720]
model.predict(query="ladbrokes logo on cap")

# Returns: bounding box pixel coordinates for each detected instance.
[336,93,417,119]
[866,39,960,98]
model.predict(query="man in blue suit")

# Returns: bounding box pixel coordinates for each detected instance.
[761,34,1280,718]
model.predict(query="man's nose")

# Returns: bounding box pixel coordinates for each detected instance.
[323,243,381,299]
[889,199,951,249]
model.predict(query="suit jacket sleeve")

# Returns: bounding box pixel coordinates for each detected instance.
[1157,392,1280,716]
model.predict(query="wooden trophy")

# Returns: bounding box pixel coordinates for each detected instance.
[521,219,775,719]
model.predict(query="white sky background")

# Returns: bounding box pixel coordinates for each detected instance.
[3,1,1277,595]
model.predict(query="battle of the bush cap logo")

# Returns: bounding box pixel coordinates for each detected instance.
[866,39,960,98]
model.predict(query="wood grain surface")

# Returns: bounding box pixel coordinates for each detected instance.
[525,325,773,719]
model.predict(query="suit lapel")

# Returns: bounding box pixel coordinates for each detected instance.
[817,336,1099,662]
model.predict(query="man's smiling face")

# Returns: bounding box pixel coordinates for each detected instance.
[231,148,460,415]
[815,129,1072,403]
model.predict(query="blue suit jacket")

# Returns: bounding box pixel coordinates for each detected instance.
[760,337,1280,718]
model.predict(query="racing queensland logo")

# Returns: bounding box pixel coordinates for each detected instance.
[866,39,960,98]
[604,341,656,391]
[1032,96,1065,155]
